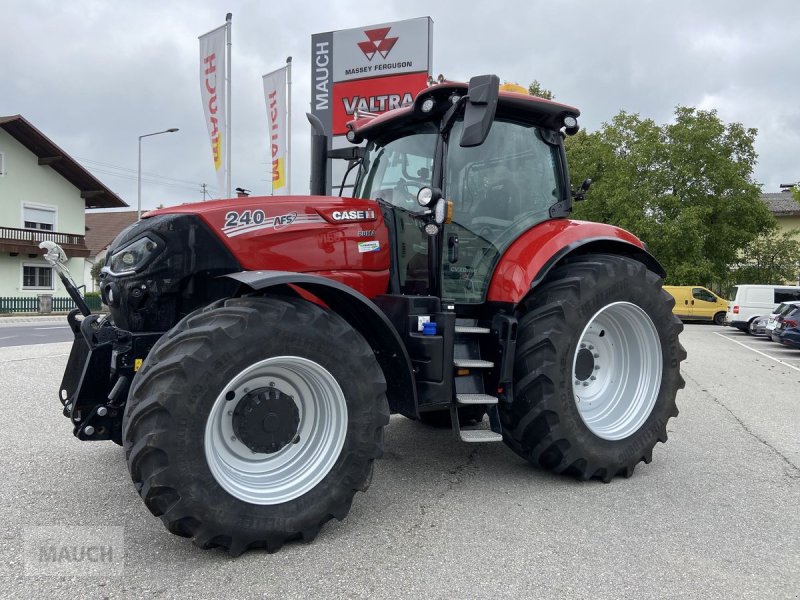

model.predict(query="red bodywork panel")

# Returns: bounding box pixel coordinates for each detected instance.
[149,196,391,298]
[487,219,647,304]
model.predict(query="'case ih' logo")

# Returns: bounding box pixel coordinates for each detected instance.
[357,28,398,61]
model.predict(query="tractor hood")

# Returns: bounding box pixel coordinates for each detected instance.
[145,195,391,275]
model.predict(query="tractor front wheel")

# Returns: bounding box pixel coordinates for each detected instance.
[122,296,389,555]
[500,254,685,481]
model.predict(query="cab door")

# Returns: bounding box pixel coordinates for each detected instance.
[691,287,719,320]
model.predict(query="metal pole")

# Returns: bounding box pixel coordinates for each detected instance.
[137,137,143,220]
[286,56,292,195]
[137,128,179,219]
[225,13,232,198]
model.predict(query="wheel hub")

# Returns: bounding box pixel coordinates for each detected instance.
[232,386,300,454]
[574,347,596,381]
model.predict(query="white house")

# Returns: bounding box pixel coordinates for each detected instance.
[0,115,126,300]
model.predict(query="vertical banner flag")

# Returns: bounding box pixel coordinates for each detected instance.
[199,25,227,197]
[262,67,288,194]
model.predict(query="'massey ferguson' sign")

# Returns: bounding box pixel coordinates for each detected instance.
[332,72,430,135]
[331,18,432,82]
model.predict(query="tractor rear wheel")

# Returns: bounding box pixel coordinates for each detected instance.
[500,254,685,481]
[122,296,389,555]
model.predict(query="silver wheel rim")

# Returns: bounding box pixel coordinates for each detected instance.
[572,301,662,441]
[204,356,347,505]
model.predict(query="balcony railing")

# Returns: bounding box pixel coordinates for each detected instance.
[0,226,89,257]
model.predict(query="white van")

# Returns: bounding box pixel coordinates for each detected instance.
[726,285,800,333]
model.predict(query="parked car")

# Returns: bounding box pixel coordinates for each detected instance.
[725,285,800,334]
[663,286,728,325]
[750,315,769,335]
[773,307,800,349]
[766,301,800,341]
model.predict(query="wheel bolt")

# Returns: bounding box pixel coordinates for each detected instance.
[269,381,276,387]
[590,376,597,381]
[230,436,237,442]
[588,345,594,350]
[594,365,600,370]
[575,380,581,386]
[582,382,589,387]
[593,353,599,358]
[227,410,233,416]
[580,343,586,349]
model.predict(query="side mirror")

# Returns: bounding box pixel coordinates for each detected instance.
[460,74,500,147]
[572,178,592,201]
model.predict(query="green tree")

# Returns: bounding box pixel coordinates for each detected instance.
[731,226,800,285]
[527,80,554,100]
[90,260,103,286]
[564,108,774,286]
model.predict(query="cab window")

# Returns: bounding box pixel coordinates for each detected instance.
[354,123,437,212]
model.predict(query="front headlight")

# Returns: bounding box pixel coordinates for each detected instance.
[105,236,159,276]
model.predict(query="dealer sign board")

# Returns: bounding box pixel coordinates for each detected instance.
[311,17,433,193]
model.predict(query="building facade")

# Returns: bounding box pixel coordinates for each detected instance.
[0,115,125,300]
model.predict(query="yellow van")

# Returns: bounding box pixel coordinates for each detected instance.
[663,286,729,326]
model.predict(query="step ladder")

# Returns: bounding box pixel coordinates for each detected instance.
[451,322,502,443]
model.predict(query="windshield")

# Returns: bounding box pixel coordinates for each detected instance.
[353,122,437,210]
[442,119,563,303]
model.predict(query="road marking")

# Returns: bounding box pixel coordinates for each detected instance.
[0,336,15,341]
[713,332,800,373]
[33,326,69,330]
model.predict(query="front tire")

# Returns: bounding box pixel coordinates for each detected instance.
[123,296,389,555]
[713,312,725,326]
[500,254,685,481]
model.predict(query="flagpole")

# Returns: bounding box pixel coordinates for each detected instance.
[225,12,232,198]
[286,56,292,195]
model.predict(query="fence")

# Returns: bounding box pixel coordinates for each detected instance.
[0,295,102,314]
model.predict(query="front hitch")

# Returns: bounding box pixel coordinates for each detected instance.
[42,242,161,444]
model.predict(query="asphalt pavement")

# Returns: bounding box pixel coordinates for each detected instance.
[0,320,74,347]
[0,324,797,599]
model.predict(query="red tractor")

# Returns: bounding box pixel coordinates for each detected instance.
[50,75,684,555]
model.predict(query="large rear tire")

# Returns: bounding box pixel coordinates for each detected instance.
[122,296,389,555]
[500,254,685,481]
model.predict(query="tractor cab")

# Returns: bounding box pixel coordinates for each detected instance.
[344,76,579,304]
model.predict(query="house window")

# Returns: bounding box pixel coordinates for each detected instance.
[23,205,56,231]
[22,265,54,290]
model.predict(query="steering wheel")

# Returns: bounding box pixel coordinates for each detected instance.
[394,178,417,206]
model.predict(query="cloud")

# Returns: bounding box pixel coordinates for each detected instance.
[2,0,798,210]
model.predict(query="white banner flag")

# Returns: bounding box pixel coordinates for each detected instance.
[199,25,227,197]
[263,67,288,194]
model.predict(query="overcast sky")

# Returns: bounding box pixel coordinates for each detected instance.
[2,0,798,211]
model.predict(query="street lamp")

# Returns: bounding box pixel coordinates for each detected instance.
[138,128,179,219]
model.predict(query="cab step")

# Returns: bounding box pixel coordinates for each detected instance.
[455,325,491,334]
[459,429,503,443]
[453,359,494,368]
[456,393,498,405]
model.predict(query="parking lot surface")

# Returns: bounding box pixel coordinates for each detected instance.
[0,324,798,599]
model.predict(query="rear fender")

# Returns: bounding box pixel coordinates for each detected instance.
[487,220,665,306]
[225,270,417,417]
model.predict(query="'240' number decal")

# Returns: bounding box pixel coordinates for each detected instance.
[224,210,266,228]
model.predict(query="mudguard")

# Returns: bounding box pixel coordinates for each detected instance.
[224,270,418,418]
[487,220,665,305]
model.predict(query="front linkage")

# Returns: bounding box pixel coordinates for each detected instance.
[42,242,161,444]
